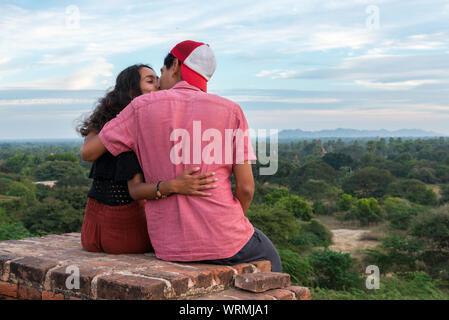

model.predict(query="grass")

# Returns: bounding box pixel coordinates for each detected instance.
[310,273,449,300]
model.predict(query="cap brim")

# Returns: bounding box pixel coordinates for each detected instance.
[181,64,207,92]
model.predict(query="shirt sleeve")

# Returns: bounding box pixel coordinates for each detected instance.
[233,104,257,164]
[98,101,136,157]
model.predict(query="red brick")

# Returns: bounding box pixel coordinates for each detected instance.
[132,268,190,297]
[251,260,271,273]
[263,289,295,300]
[42,291,64,300]
[9,256,58,284]
[96,274,168,300]
[191,264,239,287]
[286,286,311,300]
[156,266,214,290]
[227,263,254,275]
[18,285,42,300]
[49,265,105,297]
[195,288,276,300]
[234,272,291,293]
[0,254,17,279]
[0,281,18,298]
[68,296,82,300]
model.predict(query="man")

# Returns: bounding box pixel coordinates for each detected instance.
[81,40,282,272]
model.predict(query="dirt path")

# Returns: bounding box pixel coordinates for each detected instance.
[330,229,379,254]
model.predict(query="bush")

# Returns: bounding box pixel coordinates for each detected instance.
[383,197,423,230]
[246,203,301,249]
[387,179,438,206]
[263,188,314,221]
[293,219,333,248]
[342,167,395,198]
[308,249,362,290]
[290,161,337,191]
[310,272,449,300]
[21,197,84,236]
[278,249,313,286]
[408,206,449,280]
[34,160,86,181]
[0,222,32,241]
[297,180,341,202]
[322,152,353,170]
[338,194,355,211]
[345,198,384,225]
[313,201,332,215]
[263,187,290,205]
[364,235,424,274]
[277,195,314,221]
[409,206,449,250]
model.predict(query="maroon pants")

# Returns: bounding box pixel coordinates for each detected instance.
[81,197,153,254]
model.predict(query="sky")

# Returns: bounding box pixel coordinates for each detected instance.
[0,0,448,139]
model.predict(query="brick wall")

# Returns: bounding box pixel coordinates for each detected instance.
[0,233,310,300]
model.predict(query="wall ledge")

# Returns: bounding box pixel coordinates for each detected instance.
[0,233,310,300]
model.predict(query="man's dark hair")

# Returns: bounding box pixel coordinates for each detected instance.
[164,53,181,69]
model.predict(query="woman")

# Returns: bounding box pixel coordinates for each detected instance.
[78,64,217,254]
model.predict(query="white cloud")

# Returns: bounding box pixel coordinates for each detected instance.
[3,58,114,90]
[224,95,340,104]
[354,79,440,90]
[0,98,96,106]
[0,57,10,65]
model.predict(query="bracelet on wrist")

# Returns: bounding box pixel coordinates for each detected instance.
[155,181,167,200]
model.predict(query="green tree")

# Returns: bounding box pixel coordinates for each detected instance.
[0,222,32,241]
[322,152,353,170]
[290,161,337,192]
[34,160,86,181]
[387,179,438,206]
[278,249,313,286]
[342,167,395,198]
[337,194,355,211]
[293,219,333,248]
[345,198,384,225]
[277,195,314,221]
[364,235,424,274]
[308,249,362,290]
[246,203,301,249]
[21,197,84,236]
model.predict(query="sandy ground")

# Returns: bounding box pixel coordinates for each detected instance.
[330,229,379,253]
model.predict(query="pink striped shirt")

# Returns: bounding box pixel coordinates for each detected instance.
[98,81,256,261]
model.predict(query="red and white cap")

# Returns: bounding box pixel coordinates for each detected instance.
[170,40,216,92]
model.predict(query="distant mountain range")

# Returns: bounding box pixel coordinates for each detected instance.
[278,128,446,140]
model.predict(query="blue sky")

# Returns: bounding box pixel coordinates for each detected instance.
[0,0,448,139]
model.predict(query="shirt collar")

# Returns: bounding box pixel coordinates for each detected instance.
[171,81,202,92]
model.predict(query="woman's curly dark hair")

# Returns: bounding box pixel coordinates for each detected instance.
[77,64,153,137]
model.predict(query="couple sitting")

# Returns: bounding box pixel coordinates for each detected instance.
[79,40,282,272]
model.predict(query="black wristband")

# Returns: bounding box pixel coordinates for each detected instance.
[155,181,161,199]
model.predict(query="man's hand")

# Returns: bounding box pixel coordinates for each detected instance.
[80,131,107,162]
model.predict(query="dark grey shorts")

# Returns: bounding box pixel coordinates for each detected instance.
[200,227,282,272]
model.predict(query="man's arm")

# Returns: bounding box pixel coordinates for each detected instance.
[80,132,107,162]
[233,161,255,213]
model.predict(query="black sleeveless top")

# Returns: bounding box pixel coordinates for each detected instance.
[87,151,144,206]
